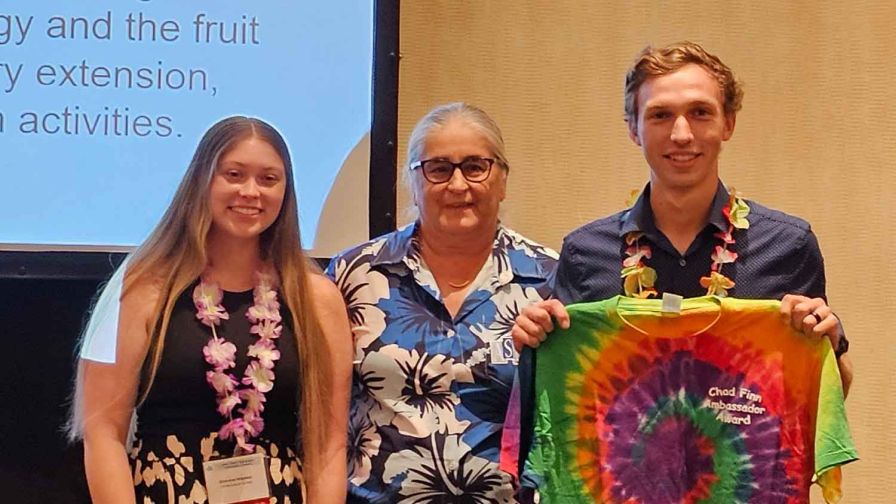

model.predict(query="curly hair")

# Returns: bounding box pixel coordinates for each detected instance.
[624,41,744,126]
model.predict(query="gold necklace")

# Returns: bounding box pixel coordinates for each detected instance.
[447,279,472,289]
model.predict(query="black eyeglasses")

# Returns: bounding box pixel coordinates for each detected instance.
[409,157,496,184]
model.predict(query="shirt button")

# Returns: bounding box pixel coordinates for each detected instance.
[679,258,687,267]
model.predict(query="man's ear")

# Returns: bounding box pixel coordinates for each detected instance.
[722,113,736,141]
[627,119,642,146]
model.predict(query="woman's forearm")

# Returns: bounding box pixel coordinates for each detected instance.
[306,439,348,503]
[84,437,137,504]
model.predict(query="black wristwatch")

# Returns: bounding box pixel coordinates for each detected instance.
[834,334,850,359]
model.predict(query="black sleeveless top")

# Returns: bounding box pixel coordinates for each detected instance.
[130,285,305,502]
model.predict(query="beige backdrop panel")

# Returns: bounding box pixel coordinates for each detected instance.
[398,1,895,502]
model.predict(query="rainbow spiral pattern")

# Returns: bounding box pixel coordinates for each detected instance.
[524,296,856,503]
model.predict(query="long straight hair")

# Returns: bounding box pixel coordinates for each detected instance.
[70,116,332,471]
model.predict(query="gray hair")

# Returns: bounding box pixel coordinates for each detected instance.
[401,103,510,222]
[405,102,510,171]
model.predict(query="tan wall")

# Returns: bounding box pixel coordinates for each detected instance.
[398,1,896,502]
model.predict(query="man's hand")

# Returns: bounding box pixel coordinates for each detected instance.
[512,299,570,351]
[780,294,852,397]
[780,294,841,349]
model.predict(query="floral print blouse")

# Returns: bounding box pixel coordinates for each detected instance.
[326,223,557,502]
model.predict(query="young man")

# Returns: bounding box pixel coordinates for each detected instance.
[504,42,857,503]
[512,42,852,389]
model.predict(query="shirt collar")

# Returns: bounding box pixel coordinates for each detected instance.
[369,222,417,266]
[369,221,550,281]
[620,180,731,237]
[495,226,552,281]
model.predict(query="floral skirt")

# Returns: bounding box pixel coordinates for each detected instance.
[130,432,304,504]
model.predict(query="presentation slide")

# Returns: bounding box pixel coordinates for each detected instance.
[0,1,373,256]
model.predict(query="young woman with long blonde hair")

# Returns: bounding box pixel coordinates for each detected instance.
[70,116,351,503]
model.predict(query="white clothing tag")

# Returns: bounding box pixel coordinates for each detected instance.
[661,292,683,314]
[203,453,272,504]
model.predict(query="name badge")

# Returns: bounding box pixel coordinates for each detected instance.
[203,453,272,504]
[489,336,518,365]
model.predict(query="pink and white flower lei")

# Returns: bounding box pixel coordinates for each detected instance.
[193,271,282,453]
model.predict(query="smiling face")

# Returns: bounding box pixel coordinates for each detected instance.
[411,117,507,240]
[207,136,286,244]
[629,63,736,194]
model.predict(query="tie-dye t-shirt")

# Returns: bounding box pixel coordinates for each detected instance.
[503,296,857,503]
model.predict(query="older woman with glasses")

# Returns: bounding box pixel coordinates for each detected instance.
[327,102,557,502]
